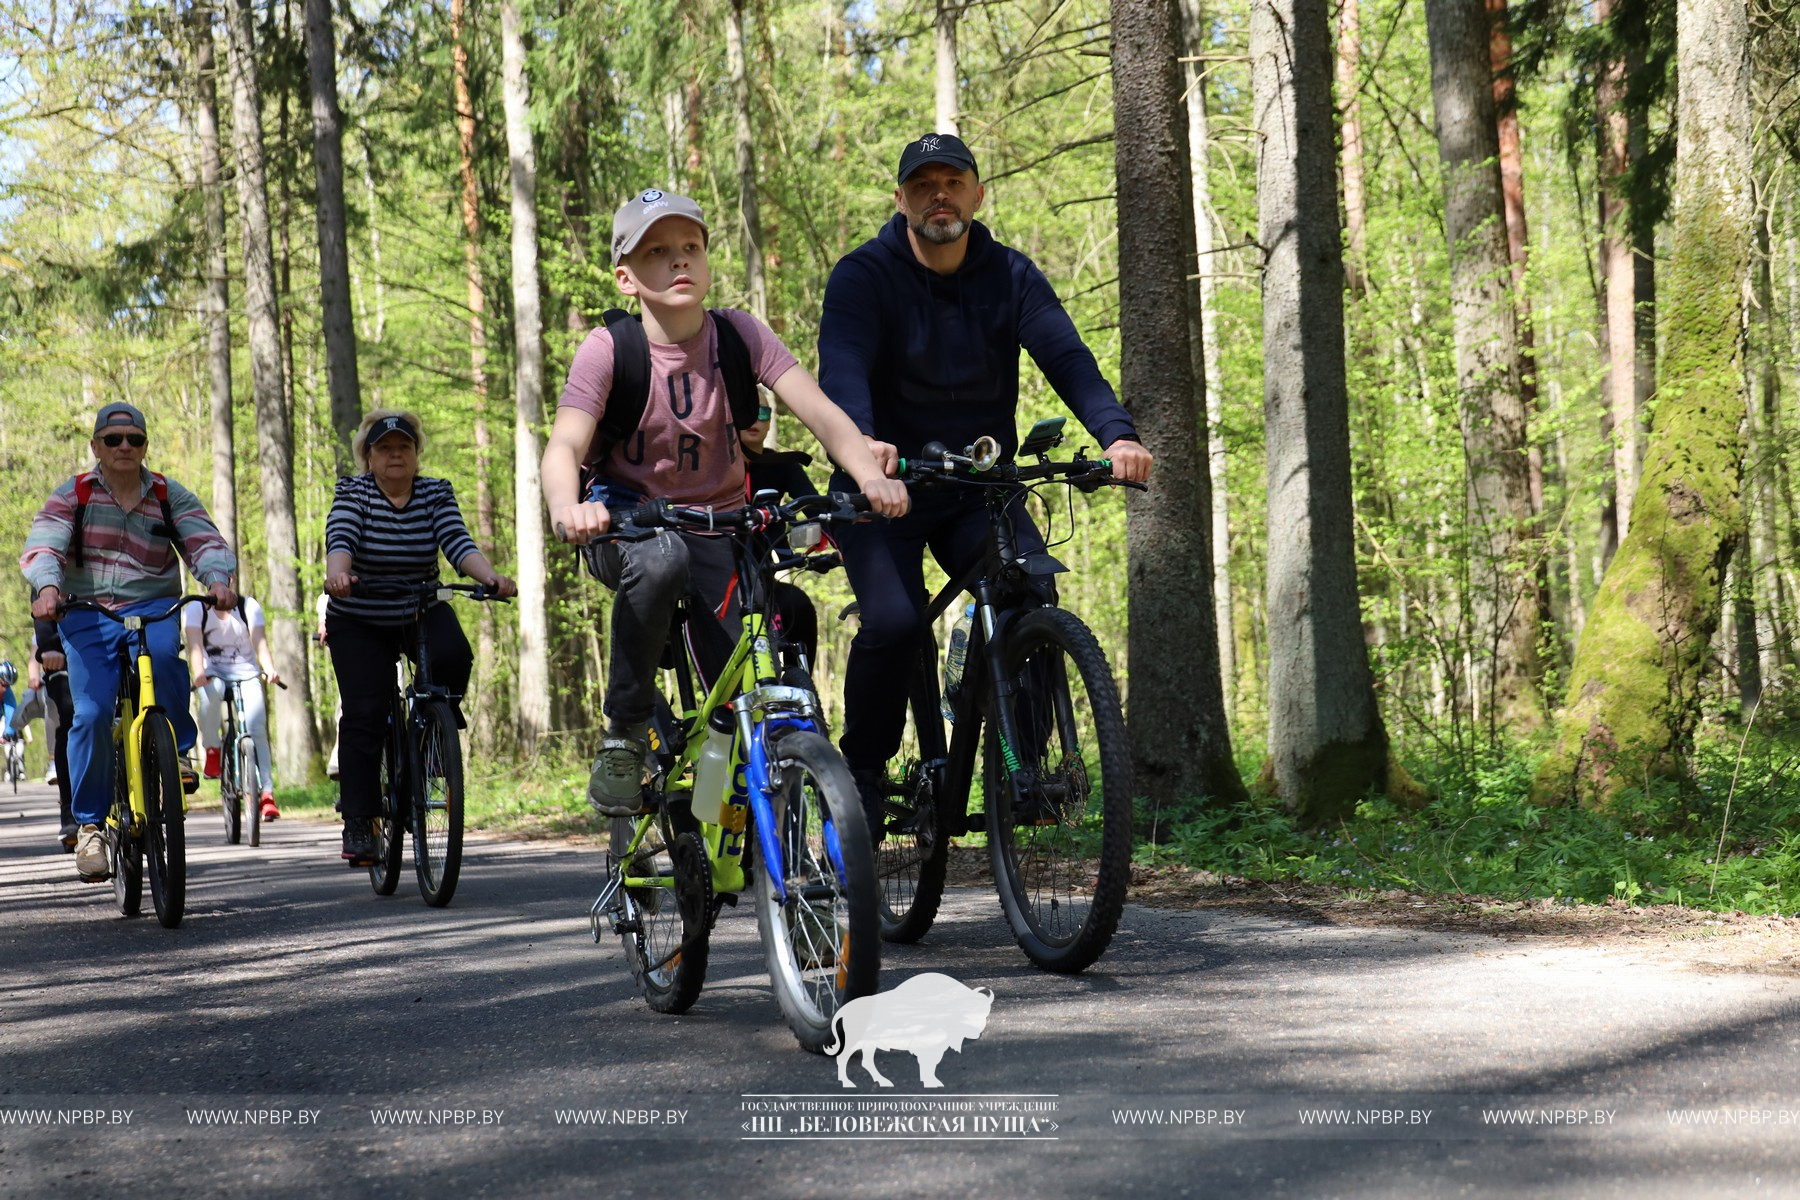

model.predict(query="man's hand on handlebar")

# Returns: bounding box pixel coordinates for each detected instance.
[31,586,60,622]
[865,436,900,478]
[553,500,613,545]
[1103,439,1154,484]
[209,581,239,612]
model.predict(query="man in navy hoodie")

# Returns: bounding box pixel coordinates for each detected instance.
[818,131,1154,838]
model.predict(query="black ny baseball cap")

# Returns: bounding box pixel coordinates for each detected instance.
[896,133,979,183]
[367,414,417,445]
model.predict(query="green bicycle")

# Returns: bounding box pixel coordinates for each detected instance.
[575,491,880,1053]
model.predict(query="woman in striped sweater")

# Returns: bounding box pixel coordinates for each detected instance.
[323,410,517,867]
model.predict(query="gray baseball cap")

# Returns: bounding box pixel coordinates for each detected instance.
[93,401,147,436]
[610,189,709,266]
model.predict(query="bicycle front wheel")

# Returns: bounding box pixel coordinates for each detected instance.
[142,716,186,929]
[241,736,261,848]
[369,720,404,896]
[753,730,879,1053]
[411,701,463,907]
[984,607,1132,974]
[876,639,953,943]
[611,815,711,1013]
[219,730,242,845]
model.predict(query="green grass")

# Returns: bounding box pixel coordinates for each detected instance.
[275,755,602,840]
[1139,723,1800,915]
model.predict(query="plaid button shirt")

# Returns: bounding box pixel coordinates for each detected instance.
[21,467,236,609]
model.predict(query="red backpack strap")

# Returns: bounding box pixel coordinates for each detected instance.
[70,474,93,569]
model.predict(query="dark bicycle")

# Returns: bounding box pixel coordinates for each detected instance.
[870,416,1143,973]
[349,579,508,908]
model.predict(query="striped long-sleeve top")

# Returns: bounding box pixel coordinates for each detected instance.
[20,467,236,608]
[325,473,481,626]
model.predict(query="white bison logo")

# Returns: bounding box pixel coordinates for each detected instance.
[826,972,995,1089]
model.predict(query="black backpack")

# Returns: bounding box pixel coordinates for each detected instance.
[591,308,762,470]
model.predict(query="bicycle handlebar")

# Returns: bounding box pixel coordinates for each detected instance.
[898,443,1149,492]
[59,593,220,623]
[347,578,513,604]
[556,490,874,546]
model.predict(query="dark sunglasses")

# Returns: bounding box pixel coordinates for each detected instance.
[100,433,147,448]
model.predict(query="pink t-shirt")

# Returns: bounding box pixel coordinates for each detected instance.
[558,309,798,509]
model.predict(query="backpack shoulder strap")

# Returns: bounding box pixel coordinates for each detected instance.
[147,472,177,540]
[70,474,92,569]
[709,309,761,431]
[595,308,652,467]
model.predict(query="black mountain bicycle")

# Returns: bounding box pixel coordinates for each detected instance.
[350,579,507,908]
[871,417,1143,973]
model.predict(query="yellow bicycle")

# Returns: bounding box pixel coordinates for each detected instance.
[63,594,210,929]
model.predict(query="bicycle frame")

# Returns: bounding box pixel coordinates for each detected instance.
[110,616,169,839]
[593,505,855,937]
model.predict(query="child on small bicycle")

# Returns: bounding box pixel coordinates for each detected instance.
[541,188,909,815]
[184,593,282,823]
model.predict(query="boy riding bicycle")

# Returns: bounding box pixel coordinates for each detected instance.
[541,188,908,813]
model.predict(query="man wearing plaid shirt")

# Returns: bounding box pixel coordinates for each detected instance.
[22,402,238,882]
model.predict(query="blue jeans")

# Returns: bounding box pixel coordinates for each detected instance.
[62,600,196,826]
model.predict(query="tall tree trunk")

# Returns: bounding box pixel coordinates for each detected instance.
[452,0,499,752]
[1112,0,1245,822]
[935,0,960,134]
[188,1,236,555]
[1597,0,1640,538]
[1250,0,1390,821]
[225,0,320,779]
[501,0,551,748]
[725,0,766,320]
[682,4,703,190]
[1539,0,1752,805]
[1335,0,1368,291]
[1180,0,1234,712]
[1754,191,1795,671]
[277,0,297,432]
[304,0,361,474]
[1424,0,1544,733]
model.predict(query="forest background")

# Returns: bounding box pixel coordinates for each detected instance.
[5,0,1800,912]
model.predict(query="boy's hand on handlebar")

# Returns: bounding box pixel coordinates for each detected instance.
[865,437,900,478]
[553,501,612,545]
[324,570,359,598]
[858,477,910,517]
[31,586,60,621]
[1104,439,1154,484]
[191,669,211,692]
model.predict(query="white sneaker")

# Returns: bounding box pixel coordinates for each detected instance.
[75,825,110,882]
[44,768,57,786]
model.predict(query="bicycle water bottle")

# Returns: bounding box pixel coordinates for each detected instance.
[691,709,736,826]
[940,604,976,722]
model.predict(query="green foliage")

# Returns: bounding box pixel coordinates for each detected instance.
[1150,726,1800,914]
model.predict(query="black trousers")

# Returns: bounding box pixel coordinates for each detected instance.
[833,487,1046,772]
[327,605,473,820]
[46,671,72,820]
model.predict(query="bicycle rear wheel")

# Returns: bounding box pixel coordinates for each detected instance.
[142,716,186,929]
[369,718,404,896]
[412,700,463,907]
[753,730,879,1053]
[876,639,952,943]
[983,607,1131,974]
[611,815,711,1013]
[111,736,142,916]
[241,736,261,848]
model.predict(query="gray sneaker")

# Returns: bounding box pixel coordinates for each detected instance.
[75,824,110,882]
[588,724,650,817]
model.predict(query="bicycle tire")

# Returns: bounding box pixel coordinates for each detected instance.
[983,607,1132,974]
[412,700,463,908]
[611,816,711,1014]
[369,718,404,896]
[876,639,952,943]
[111,740,142,916]
[220,718,242,845]
[753,730,879,1053]
[241,736,260,848]
[142,716,186,929]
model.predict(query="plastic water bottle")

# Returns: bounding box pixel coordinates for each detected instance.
[940,604,976,722]
[691,710,735,826]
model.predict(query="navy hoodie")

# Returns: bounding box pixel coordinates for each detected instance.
[817,214,1137,463]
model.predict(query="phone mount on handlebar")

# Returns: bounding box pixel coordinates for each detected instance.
[1018,416,1066,459]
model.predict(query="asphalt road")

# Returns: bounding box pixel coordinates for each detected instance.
[6,777,1800,1199]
